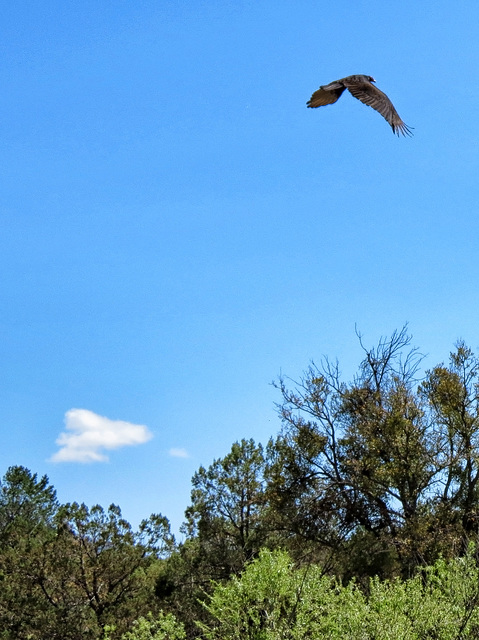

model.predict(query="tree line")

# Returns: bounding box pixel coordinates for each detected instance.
[4,327,479,638]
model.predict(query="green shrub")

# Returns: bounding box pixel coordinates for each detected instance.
[199,546,479,640]
[103,612,185,640]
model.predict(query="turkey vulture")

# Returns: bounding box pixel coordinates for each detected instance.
[307,75,412,137]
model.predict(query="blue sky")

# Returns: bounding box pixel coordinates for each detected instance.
[1,1,479,534]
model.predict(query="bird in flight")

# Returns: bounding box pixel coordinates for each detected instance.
[307,75,412,137]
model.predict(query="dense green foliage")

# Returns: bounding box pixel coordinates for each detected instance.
[103,612,186,640]
[5,328,479,637]
[0,466,173,639]
[201,547,479,639]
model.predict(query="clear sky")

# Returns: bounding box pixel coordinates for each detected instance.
[1,1,479,534]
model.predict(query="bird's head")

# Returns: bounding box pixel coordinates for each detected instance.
[368,76,376,83]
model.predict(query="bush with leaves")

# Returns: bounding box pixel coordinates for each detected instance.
[103,611,185,640]
[199,548,367,640]
[199,546,479,640]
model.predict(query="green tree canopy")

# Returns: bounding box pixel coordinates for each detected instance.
[268,328,479,578]
[184,438,268,574]
[0,466,174,640]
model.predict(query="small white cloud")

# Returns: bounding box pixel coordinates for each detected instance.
[50,409,153,464]
[169,447,190,459]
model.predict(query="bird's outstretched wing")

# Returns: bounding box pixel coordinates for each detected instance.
[344,79,413,137]
[306,85,346,108]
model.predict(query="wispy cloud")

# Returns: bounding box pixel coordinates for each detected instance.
[50,409,153,463]
[169,447,190,458]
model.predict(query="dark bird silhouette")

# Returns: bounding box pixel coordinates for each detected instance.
[307,75,412,137]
